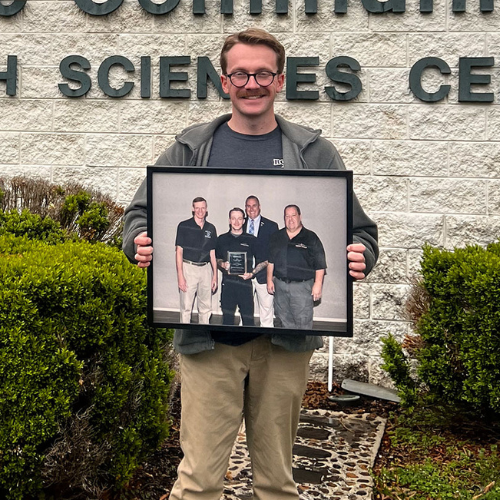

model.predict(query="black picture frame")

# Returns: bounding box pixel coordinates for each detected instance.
[147,167,353,337]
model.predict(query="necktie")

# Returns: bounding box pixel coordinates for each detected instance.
[249,219,254,235]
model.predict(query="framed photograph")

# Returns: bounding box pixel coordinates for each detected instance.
[147,167,353,337]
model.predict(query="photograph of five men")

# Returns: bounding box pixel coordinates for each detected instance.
[148,168,352,335]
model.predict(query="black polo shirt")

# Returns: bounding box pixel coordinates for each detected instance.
[216,232,258,283]
[268,226,327,281]
[175,217,217,263]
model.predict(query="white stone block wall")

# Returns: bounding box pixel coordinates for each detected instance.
[1,0,498,385]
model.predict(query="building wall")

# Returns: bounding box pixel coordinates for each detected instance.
[1,0,499,385]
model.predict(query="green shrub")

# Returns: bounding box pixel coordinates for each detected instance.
[0,208,66,243]
[382,242,500,418]
[0,234,173,499]
[0,176,124,245]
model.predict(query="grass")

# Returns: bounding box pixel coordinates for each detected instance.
[372,406,500,500]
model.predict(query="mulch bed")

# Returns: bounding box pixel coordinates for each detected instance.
[112,380,399,500]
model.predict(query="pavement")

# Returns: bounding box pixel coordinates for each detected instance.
[221,408,387,500]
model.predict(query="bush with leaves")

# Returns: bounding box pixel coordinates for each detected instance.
[381,242,500,418]
[0,234,173,500]
[0,176,124,245]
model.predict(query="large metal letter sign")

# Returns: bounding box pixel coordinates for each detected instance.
[0,56,17,96]
[74,0,123,15]
[138,0,180,14]
[409,57,451,102]
[325,56,362,101]
[59,55,92,98]
[98,56,135,98]
[0,1,27,16]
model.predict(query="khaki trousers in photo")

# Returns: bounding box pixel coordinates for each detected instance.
[169,336,313,500]
[179,262,212,324]
[254,280,274,328]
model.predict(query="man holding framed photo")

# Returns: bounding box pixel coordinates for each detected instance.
[123,27,378,500]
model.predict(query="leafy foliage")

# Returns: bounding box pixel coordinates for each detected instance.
[0,235,173,500]
[0,176,124,245]
[381,242,500,419]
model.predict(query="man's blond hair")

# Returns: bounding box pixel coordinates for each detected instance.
[220,28,285,75]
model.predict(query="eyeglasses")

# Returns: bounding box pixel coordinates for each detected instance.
[226,71,278,88]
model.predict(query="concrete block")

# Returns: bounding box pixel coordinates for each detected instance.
[409,178,488,214]
[448,8,500,32]
[334,319,408,356]
[274,101,331,136]
[334,140,371,175]
[52,165,118,197]
[354,175,407,212]
[409,105,486,141]
[330,33,407,67]
[407,249,424,279]
[0,133,19,164]
[118,34,187,66]
[372,284,411,321]
[296,1,369,33]
[353,282,370,319]
[368,357,397,388]
[331,104,407,140]
[0,34,55,66]
[87,1,154,34]
[154,0,221,34]
[374,212,445,248]
[53,34,120,66]
[54,100,120,133]
[23,1,87,33]
[365,248,408,284]
[368,68,415,104]
[21,66,61,100]
[408,32,487,66]
[372,140,448,177]
[223,0,293,33]
[21,133,85,165]
[154,135,178,160]
[86,134,153,167]
[370,0,446,32]
[487,108,500,141]
[120,101,188,134]
[445,215,500,248]
[0,12,22,33]
[117,166,147,202]
[331,353,369,383]
[0,164,51,180]
[488,180,500,215]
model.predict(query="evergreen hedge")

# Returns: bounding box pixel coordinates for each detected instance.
[0,234,173,499]
[382,242,500,418]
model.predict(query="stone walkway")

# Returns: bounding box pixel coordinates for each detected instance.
[222,409,386,500]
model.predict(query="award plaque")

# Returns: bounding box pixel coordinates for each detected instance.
[228,251,247,275]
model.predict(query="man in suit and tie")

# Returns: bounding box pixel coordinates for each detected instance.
[244,195,279,327]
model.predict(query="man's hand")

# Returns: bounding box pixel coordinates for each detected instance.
[211,277,218,293]
[267,280,275,295]
[239,272,253,280]
[134,231,153,268]
[178,275,188,293]
[311,282,322,301]
[347,243,367,280]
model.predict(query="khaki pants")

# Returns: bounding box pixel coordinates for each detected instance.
[254,280,274,327]
[179,262,212,324]
[169,337,313,500]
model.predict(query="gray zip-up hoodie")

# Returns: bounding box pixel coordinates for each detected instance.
[122,114,379,354]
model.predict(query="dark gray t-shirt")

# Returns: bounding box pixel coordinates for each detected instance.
[207,122,283,169]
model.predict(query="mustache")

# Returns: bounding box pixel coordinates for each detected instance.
[236,89,268,98]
